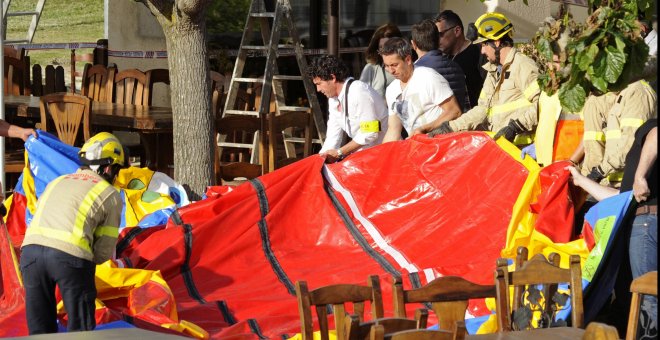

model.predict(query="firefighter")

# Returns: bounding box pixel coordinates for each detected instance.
[20,132,124,334]
[429,12,540,146]
[581,80,657,186]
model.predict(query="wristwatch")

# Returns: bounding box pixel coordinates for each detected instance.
[337,148,344,159]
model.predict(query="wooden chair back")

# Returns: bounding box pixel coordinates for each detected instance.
[268,111,312,172]
[296,275,385,340]
[39,93,91,146]
[371,321,466,340]
[112,68,148,105]
[81,64,116,102]
[70,50,94,93]
[392,275,496,332]
[217,162,262,184]
[42,65,67,95]
[3,46,25,60]
[345,312,427,340]
[583,322,619,340]
[626,271,657,340]
[3,55,30,95]
[211,71,227,118]
[495,249,583,331]
[145,68,170,106]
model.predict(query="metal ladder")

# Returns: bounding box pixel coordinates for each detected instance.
[223,0,326,171]
[2,0,47,44]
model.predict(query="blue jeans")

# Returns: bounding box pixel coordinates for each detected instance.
[629,212,657,338]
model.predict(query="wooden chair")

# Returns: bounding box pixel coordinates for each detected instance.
[371,321,467,340]
[392,275,496,332]
[81,64,116,102]
[217,162,262,185]
[3,46,25,60]
[583,322,619,340]
[39,93,91,146]
[211,71,227,118]
[295,275,385,340]
[70,50,95,93]
[145,68,170,106]
[43,65,67,95]
[268,111,312,172]
[3,55,30,95]
[216,114,261,158]
[345,312,428,340]
[111,68,149,105]
[626,271,657,340]
[495,251,583,331]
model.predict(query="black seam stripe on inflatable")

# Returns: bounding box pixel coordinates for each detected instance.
[249,179,296,295]
[181,223,206,303]
[121,257,133,269]
[250,179,269,218]
[216,301,237,325]
[171,209,184,226]
[409,272,422,289]
[323,182,401,277]
[248,319,268,339]
[115,227,146,256]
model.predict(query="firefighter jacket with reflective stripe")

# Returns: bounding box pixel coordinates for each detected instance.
[582,80,657,181]
[449,48,540,137]
[22,168,122,264]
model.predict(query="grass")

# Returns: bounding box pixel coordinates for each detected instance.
[5,0,104,86]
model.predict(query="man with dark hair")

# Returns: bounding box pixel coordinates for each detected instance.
[411,19,469,112]
[434,9,486,107]
[307,55,388,163]
[379,37,461,142]
[430,12,540,146]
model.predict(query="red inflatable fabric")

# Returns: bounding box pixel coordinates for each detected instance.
[115,132,533,338]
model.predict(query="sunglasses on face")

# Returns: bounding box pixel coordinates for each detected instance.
[438,26,457,38]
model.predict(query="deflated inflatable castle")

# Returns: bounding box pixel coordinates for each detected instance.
[1,130,634,338]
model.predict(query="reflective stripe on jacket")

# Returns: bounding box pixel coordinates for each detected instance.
[582,80,657,180]
[22,169,122,263]
[449,48,540,135]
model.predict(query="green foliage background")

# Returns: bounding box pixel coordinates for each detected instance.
[206,0,251,35]
[520,0,655,112]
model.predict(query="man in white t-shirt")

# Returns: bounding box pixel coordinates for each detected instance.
[307,55,389,163]
[380,37,462,142]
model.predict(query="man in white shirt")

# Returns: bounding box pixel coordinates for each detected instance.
[379,37,462,142]
[307,55,389,163]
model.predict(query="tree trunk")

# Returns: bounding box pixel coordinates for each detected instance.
[142,0,214,200]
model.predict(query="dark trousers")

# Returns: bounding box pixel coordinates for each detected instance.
[20,244,97,334]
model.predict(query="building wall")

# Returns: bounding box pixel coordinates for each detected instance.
[441,0,588,41]
[105,0,170,106]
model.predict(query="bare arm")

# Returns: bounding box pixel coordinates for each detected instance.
[566,165,619,201]
[383,115,403,143]
[0,119,36,141]
[412,96,462,135]
[633,127,657,202]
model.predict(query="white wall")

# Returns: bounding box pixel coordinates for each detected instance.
[441,0,589,42]
[105,0,170,106]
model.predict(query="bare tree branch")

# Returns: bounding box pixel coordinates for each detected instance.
[176,0,213,17]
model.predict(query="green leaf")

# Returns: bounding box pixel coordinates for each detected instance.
[578,44,599,71]
[559,83,586,113]
[592,76,608,93]
[614,35,626,52]
[536,38,554,61]
[604,45,626,83]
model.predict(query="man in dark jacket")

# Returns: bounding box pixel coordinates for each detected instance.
[411,19,470,112]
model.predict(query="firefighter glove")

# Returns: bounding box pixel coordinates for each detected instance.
[494,119,525,142]
[428,121,453,137]
[587,166,606,183]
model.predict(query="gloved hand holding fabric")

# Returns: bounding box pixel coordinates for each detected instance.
[494,119,525,142]
[521,143,536,160]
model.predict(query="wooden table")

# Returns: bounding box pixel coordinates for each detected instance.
[467,327,585,339]
[4,94,173,174]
